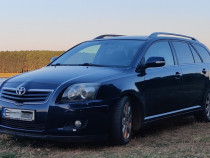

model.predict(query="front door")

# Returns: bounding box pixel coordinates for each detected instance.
[141,41,182,120]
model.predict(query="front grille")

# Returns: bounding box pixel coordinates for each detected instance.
[1,118,45,131]
[1,88,53,104]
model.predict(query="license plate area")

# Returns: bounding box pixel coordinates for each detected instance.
[2,108,35,121]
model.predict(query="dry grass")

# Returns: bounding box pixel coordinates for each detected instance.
[0,117,209,158]
[0,73,20,78]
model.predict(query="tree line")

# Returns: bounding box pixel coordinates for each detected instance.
[0,51,64,73]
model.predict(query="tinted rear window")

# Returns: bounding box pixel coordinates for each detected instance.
[172,41,194,64]
[192,44,210,63]
[189,44,202,63]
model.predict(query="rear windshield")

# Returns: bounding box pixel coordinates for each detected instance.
[51,40,145,67]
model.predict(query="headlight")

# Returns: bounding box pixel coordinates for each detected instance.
[61,83,100,102]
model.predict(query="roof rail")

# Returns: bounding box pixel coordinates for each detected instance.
[94,34,124,39]
[149,32,198,41]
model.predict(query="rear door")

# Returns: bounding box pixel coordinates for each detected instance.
[171,41,208,108]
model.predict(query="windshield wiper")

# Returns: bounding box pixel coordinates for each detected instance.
[78,63,106,67]
[51,63,61,66]
[51,63,106,67]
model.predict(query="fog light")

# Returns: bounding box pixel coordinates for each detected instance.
[75,120,82,128]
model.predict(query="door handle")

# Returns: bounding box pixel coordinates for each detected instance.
[175,72,182,79]
[202,68,207,74]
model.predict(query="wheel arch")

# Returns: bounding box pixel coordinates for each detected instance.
[120,90,145,131]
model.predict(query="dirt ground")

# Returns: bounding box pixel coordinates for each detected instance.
[0,116,209,158]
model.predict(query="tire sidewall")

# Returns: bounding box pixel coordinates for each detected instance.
[202,90,210,122]
[111,96,133,145]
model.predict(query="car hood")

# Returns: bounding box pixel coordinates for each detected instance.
[4,66,125,88]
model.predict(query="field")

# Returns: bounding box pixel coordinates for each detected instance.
[0,117,209,158]
[0,51,64,73]
[0,73,19,78]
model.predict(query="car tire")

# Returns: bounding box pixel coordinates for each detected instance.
[111,96,133,145]
[194,90,210,122]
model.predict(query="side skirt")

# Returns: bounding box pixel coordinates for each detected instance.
[143,105,202,123]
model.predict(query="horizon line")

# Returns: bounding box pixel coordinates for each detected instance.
[0,50,66,52]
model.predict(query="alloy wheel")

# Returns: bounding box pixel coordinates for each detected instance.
[122,102,132,140]
[205,93,210,119]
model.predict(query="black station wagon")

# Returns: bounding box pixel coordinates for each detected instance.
[0,32,210,145]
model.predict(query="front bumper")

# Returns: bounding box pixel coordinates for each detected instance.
[0,98,116,142]
[0,128,108,142]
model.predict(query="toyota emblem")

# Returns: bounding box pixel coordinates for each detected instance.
[16,87,26,95]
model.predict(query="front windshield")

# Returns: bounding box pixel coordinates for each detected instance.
[51,40,145,67]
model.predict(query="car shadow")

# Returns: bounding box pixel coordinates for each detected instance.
[10,116,196,150]
[135,116,196,138]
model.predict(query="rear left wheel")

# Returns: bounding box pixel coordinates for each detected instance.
[195,90,210,122]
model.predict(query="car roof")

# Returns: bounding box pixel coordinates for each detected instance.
[92,32,201,44]
[93,36,149,40]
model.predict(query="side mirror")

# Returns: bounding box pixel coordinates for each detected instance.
[145,57,165,68]
[51,56,58,63]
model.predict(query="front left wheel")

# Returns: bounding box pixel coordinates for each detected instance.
[111,97,133,145]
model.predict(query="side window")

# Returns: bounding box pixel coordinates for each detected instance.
[192,44,210,63]
[172,41,194,64]
[189,44,202,63]
[144,41,174,66]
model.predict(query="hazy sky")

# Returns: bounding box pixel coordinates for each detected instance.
[0,0,210,51]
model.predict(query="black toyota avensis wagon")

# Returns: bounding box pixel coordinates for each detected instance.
[0,32,210,145]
